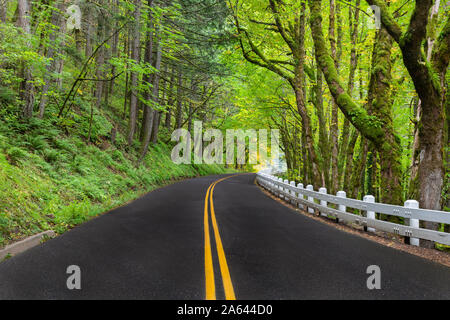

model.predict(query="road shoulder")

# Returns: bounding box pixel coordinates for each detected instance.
[255,180,450,268]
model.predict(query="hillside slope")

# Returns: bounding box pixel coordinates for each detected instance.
[0,102,231,248]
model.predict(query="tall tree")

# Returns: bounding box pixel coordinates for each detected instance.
[366,0,449,246]
[17,0,35,118]
[328,0,340,194]
[127,0,142,147]
[309,0,404,205]
[233,0,323,188]
[38,0,65,118]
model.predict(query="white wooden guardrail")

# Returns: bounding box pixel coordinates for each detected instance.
[256,172,450,246]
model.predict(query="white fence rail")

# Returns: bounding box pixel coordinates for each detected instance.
[256,172,450,246]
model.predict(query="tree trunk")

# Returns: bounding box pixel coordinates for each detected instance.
[83,4,94,59]
[139,0,155,143]
[314,64,330,188]
[165,67,175,128]
[367,0,449,248]
[102,2,112,107]
[127,0,141,147]
[107,0,120,103]
[139,2,162,162]
[293,1,322,188]
[0,0,7,22]
[339,0,360,189]
[175,68,183,129]
[309,0,403,204]
[343,128,358,191]
[17,0,34,118]
[122,31,130,119]
[38,1,64,118]
[301,128,309,183]
[409,0,440,201]
[349,137,368,199]
[328,0,339,194]
[367,27,403,205]
[95,8,106,109]
[150,35,163,144]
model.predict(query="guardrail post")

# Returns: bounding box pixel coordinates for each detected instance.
[363,195,375,233]
[290,181,296,205]
[297,183,304,209]
[283,179,289,200]
[306,185,314,214]
[336,191,346,223]
[318,187,327,217]
[270,176,275,193]
[280,178,284,198]
[404,200,419,246]
[278,178,283,198]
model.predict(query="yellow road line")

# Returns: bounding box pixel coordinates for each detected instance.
[209,179,236,300]
[204,183,216,300]
[204,175,241,300]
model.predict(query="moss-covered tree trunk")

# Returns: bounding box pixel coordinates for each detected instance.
[292,2,322,188]
[234,0,323,187]
[343,129,358,191]
[349,136,368,199]
[366,27,403,205]
[313,64,331,188]
[341,0,361,193]
[301,127,310,183]
[365,0,449,246]
[309,0,404,204]
[328,0,339,194]
[293,65,322,188]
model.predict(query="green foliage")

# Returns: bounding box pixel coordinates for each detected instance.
[0,111,232,248]
[43,148,61,163]
[6,147,28,165]
[0,0,240,249]
[0,86,16,106]
[1,0,446,252]
[25,135,49,152]
[53,199,92,232]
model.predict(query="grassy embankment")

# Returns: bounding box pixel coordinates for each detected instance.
[0,96,233,248]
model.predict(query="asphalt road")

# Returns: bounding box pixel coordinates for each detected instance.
[0,173,449,299]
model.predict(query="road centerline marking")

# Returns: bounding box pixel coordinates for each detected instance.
[203,174,241,300]
[209,179,236,300]
[204,183,216,300]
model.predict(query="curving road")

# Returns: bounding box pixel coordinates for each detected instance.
[0,173,449,299]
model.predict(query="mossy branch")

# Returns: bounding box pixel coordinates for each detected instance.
[308,0,384,144]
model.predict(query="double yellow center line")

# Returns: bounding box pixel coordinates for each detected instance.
[204,175,237,300]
